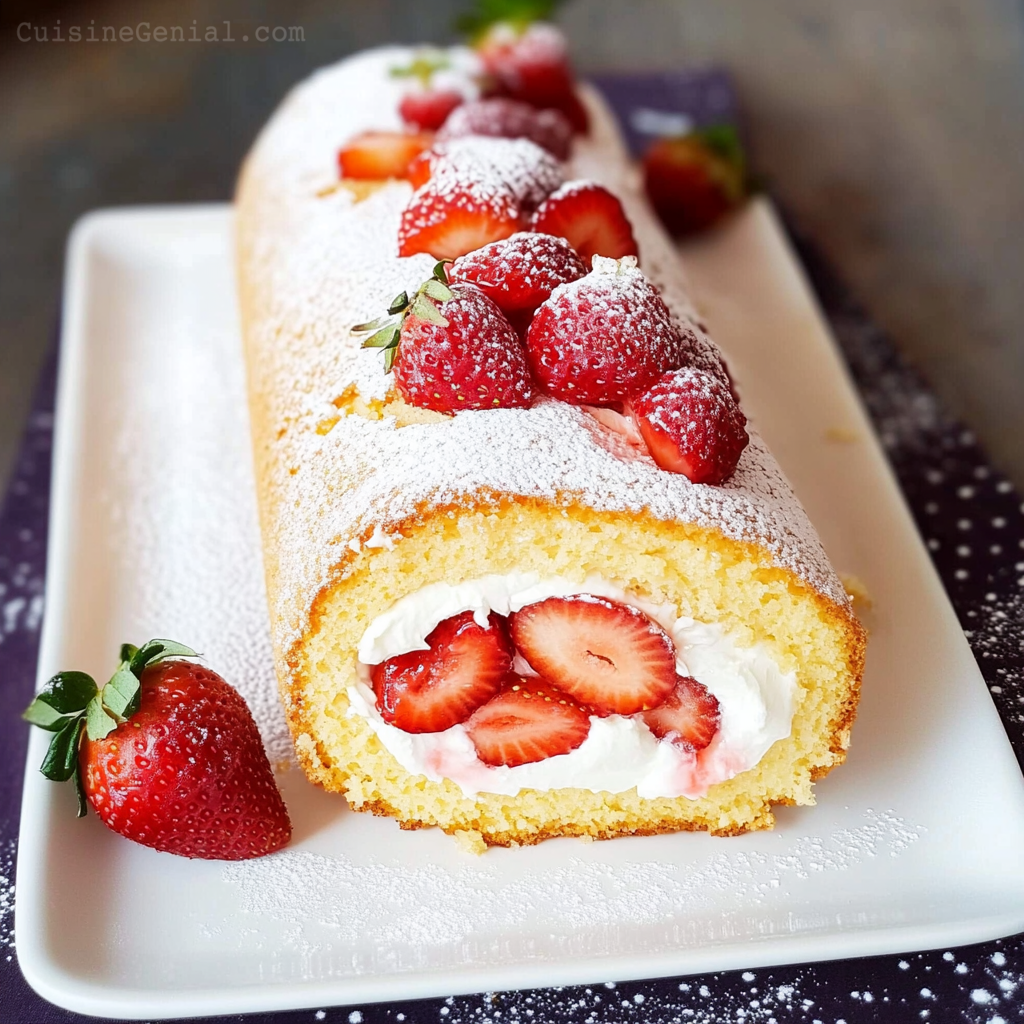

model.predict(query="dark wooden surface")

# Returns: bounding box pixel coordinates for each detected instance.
[2,0,1023,489]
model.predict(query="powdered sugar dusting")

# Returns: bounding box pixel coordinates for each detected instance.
[221,810,921,965]
[0,837,14,962]
[237,48,851,658]
[97,260,292,765]
[427,135,564,211]
[439,98,573,160]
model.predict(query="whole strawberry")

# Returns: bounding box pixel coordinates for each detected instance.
[23,640,291,860]
[389,50,466,131]
[525,255,679,404]
[448,231,586,327]
[439,97,573,160]
[643,125,747,236]
[353,262,535,413]
[471,19,589,132]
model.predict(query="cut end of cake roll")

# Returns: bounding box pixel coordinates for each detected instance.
[283,499,864,846]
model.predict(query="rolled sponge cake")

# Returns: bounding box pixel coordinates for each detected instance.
[236,47,866,847]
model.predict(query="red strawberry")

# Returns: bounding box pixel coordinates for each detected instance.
[353,264,535,412]
[449,231,586,321]
[631,366,749,483]
[530,180,638,266]
[439,97,573,160]
[372,611,513,733]
[338,131,433,180]
[405,149,434,189]
[509,596,677,717]
[381,273,536,412]
[664,317,737,399]
[411,136,563,213]
[475,22,589,132]
[641,675,721,751]
[525,255,680,404]
[643,127,747,236]
[23,640,291,860]
[465,677,592,767]
[398,177,521,260]
[399,89,465,131]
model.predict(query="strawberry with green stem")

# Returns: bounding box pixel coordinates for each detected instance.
[352,261,535,412]
[390,49,466,131]
[23,639,291,860]
[643,124,749,236]
[457,0,588,132]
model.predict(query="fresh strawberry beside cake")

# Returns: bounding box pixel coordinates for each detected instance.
[235,17,865,848]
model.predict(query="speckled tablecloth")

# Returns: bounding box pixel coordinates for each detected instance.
[1,72,1022,1024]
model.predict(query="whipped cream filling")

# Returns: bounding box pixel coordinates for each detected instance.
[351,574,796,799]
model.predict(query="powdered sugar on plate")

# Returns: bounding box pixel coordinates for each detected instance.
[93,253,292,766]
[221,809,922,966]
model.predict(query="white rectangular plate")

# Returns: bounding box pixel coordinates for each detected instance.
[17,201,1024,1020]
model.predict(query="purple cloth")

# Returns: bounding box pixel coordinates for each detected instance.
[2,73,1022,1024]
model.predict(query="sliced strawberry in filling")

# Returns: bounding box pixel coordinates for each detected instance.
[509,595,677,716]
[465,677,591,767]
[372,611,513,733]
[640,674,721,751]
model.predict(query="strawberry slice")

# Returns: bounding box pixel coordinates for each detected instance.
[338,131,433,180]
[641,675,721,750]
[630,366,749,484]
[465,677,592,767]
[509,596,677,717]
[399,89,465,131]
[405,149,434,189]
[530,180,638,266]
[398,176,522,260]
[409,137,563,213]
[439,98,573,160]
[372,611,514,733]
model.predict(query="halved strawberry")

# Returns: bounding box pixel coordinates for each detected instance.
[509,595,677,717]
[400,89,465,131]
[448,231,586,319]
[338,131,433,180]
[630,366,749,483]
[405,149,434,189]
[372,611,513,733]
[439,98,573,160]
[398,177,521,260]
[530,180,638,266]
[465,677,591,767]
[411,136,563,213]
[641,675,721,750]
